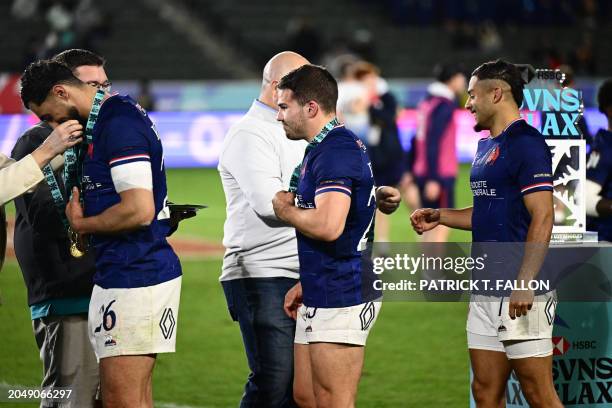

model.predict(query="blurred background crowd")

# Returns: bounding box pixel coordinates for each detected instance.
[2,0,609,80]
[0,0,610,232]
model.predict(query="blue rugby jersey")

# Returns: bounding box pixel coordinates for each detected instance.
[295,125,379,308]
[470,119,554,243]
[82,95,181,288]
[470,119,553,294]
[586,129,612,241]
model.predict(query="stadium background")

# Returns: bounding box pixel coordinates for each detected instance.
[0,0,610,406]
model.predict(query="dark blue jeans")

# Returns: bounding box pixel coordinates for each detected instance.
[222,277,298,408]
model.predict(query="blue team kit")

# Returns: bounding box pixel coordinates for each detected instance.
[295,124,381,308]
[470,119,554,243]
[82,95,182,289]
[470,119,555,294]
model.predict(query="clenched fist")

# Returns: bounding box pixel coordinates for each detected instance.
[410,208,440,235]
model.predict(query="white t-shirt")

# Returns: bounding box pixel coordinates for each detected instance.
[218,100,307,281]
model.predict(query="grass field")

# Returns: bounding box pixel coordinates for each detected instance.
[0,165,475,407]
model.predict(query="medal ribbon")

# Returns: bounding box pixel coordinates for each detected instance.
[41,89,105,230]
[288,117,340,193]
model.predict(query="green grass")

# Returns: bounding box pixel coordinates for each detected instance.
[380,165,473,243]
[165,169,227,242]
[0,165,475,407]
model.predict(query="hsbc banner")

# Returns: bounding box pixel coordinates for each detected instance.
[503,301,612,407]
[551,303,610,406]
[505,242,612,407]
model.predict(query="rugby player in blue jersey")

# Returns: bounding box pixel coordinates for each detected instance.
[21,60,181,408]
[411,60,562,408]
[586,79,612,237]
[272,64,381,408]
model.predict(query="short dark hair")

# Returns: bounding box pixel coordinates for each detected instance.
[277,64,338,114]
[434,63,465,83]
[597,79,612,114]
[472,59,524,107]
[52,48,106,71]
[21,60,83,108]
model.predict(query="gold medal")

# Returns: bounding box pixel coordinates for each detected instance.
[68,227,86,258]
[70,242,85,258]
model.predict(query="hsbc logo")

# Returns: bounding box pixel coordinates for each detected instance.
[552,336,571,355]
[572,340,597,350]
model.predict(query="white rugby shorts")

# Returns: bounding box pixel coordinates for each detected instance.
[467,291,557,359]
[88,276,181,359]
[294,301,381,346]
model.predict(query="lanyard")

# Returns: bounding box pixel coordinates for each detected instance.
[288,117,340,193]
[41,89,105,229]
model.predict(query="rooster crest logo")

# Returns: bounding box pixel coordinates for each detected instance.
[485,146,500,165]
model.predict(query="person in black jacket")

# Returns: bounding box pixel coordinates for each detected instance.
[352,61,405,246]
[11,48,109,408]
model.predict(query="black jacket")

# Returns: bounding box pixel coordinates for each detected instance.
[11,122,95,306]
[368,92,405,176]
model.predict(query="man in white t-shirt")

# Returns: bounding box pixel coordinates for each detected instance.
[218,51,401,407]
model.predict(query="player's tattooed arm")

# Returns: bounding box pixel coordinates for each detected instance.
[273,190,350,241]
[509,190,553,319]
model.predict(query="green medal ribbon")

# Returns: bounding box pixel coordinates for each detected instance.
[64,89,105,198]
[41,89,106,230]
[288,117,340,193]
